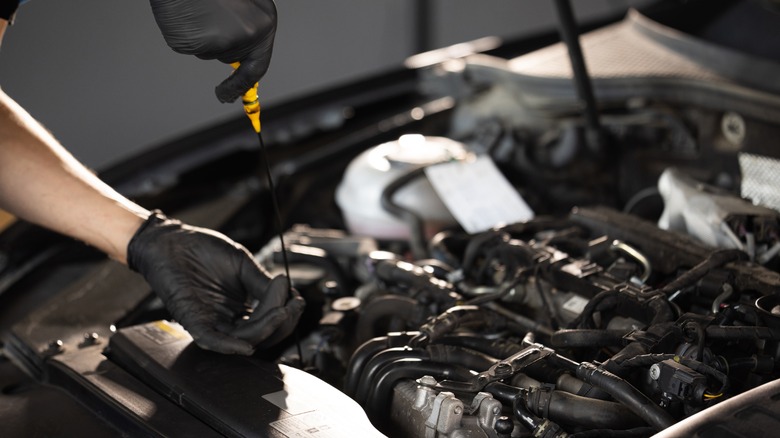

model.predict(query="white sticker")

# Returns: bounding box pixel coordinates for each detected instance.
[425,155,534,233]
[270,411,378,438]
[562,295,589,315]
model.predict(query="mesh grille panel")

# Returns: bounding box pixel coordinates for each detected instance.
[740,152,780,212]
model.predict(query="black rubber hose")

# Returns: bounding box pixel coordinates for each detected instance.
[428,230,464,269]
[374,259,457,297]
[439,334,523,359]
[355,295,419,344]
[410,305,498,347]
[354,347,428,404]
[726,356,775,373]
[344,332,417,397]
[345,337,390,397]
[658,249,747,296]
[524,387,645,430]
[426,344,498,371]
[513,396,544,432]
[461,230,509,276]
[484,302,554,341]
[556,373,611,400]
[706,325,780,340]
[569,291,674,330]
[367,358,474,418]
[576,362,674,431]
[568,290,621,329]
[465,270,528,306]
[379,166,429,260]
[682,320,706,362]
[551,329,628,348]
[486,382,521,404]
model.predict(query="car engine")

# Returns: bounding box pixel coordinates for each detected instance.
[2,1,780,437]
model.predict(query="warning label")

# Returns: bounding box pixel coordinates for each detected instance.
[270,411,343,438]
[139,320,188,345]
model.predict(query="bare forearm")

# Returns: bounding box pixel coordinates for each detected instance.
[0,89,148,263]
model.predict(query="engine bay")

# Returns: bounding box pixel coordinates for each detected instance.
[3,1,780,437]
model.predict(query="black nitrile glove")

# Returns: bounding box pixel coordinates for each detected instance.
[149,0,277,103]
[127,211,304,355]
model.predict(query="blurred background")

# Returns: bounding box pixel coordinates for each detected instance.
[0,0,638,169]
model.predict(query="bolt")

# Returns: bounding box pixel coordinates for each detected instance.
[721,112,746,146]
[82,332,100,346]
[494,363,512,376]
[454,405,463,415]
[649,363,661,380]
[417,375,438,388]
[45,340,64,355]
[493,406,501,415]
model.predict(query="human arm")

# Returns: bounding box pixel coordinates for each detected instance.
[0,89,303,354]
[0,89,148,263]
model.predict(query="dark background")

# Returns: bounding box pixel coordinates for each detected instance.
[0,0,638,168]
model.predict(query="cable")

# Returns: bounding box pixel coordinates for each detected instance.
[379,166,429,259]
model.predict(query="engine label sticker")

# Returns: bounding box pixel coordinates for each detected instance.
[138,320,188,345]
[270,411,378,438]
[425,155,534,233]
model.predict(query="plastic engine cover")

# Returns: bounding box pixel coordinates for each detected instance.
[107,320,384,438]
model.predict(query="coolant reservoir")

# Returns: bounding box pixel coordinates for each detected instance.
[336,134,467,239]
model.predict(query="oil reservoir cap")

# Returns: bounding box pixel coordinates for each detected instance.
[332,296,361,312]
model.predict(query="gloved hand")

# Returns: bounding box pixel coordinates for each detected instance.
[149,0,277,103]
[127,211,304,355]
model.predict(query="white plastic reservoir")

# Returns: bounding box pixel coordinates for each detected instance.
[336,134,467,239]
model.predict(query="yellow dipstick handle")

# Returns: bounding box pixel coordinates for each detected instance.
[231,62,261,133]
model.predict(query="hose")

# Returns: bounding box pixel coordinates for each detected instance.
[513,396,570,438]
[658,249,747,296]
[485,382,521,404]
[374,259,457,298]
[551,329,628,349]
[425,344,498,372]
[438,334,524,359]
[706,325,780,341]
[344,332,417,396]
[354,347,428,404]
[409,305,499,347]
[682,321,706,362]
[569,290,674,330]
[428,231,464,269]
[556,373,611,400]
[355,295,419,344]
[513,395,544,432]
[461,230,509,279]
[465,269,528,306]
[485,302,554,341]
[523,387,645,430]
[379,166,429,259]
[576,362,674,431]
